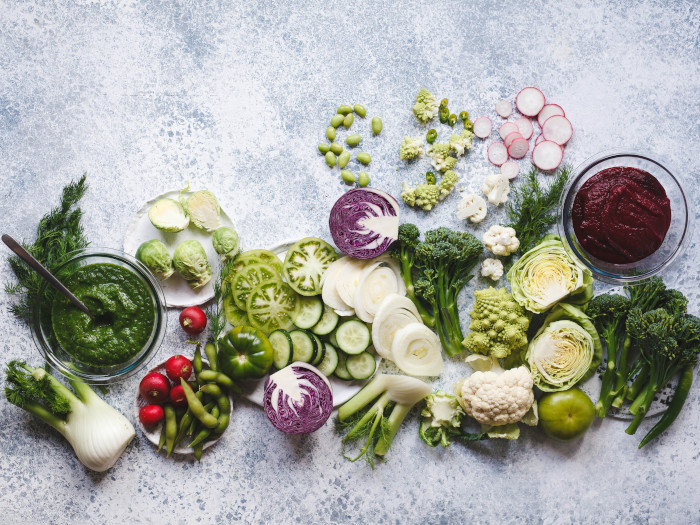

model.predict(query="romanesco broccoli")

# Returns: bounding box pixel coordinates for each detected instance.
[399,136,424,160]
[413,89,439,124]
[402,171,458,211]
[438,170,458,201]
[426,143,457,172]
[449,129,475,157]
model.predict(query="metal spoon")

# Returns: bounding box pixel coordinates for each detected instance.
[2,233,94,319]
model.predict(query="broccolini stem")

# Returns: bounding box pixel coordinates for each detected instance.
[624,362,651,403]
[595,330,622,417]
[611,337,634,408]
[625,382,658,435]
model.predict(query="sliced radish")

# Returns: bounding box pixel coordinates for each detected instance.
[500,161,519,180]
[507,138,529,159]
[537,104,566,127]
[504,132,523,149]
[495,99,512,118]
[514,117,534,140]
[472,117,492,139]
[498,122,519,140]
[515,87,546,117]
[535,134,544,146]
[487,142,508,166]
[532,140,563,171]
[541,115,573,145]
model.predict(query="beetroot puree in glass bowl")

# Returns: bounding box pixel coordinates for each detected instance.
[571,167,672,264]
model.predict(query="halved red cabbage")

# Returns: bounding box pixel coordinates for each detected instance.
[329,188,399,259]
[263,362,333,434]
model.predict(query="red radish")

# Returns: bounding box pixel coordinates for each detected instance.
[535,134,544,145]
[179,306,207,335]
[532,140,564,171]
[487,142,508,166]
[500,161,519,180]
[472,117,492,139]
[499,122,519,140]
[537,104,566,127]
[514,117,534,140]
[504,132,523,149]
[515,87,546,117]
[139,372,170,404]
[541,115,573,145]
[165,355,193,382]
[168,384,188,408]
[507,138,530,159]
[495,99,513,118]
[139,404,165,427]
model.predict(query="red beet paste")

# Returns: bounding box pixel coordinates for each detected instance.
[572,167,671,264]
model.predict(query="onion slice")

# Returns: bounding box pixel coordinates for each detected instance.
[321,256,356,314]
[372,294,422,359]
[391,324,443,377]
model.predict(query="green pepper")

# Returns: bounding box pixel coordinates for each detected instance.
[217,326,274,380]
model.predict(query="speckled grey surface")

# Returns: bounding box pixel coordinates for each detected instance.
[2,1,700,523]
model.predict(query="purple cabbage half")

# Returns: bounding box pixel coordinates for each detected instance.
[329,187,400,259]
[263,362,334,434]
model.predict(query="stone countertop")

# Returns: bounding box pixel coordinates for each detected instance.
[1,1,699,523]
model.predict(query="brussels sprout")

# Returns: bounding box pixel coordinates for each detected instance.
[135,239,174,280]
[147,198,189,232]
[173,240,212,289]
[212,226,240,261]
[185,190,220,232]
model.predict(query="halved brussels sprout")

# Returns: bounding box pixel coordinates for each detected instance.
[212,226,240,262]
[148,198,189,232]
[135,239,174,280]
[186,190,220,232]
[173,240,212,289]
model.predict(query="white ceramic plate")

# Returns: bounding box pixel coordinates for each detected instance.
[123,189,236,308]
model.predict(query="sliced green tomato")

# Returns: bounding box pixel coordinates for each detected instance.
[229,249,283,276]
[245,279,298,334]
[317,343,339,376]
[232,263,281,310]
[335,319,371,355]
[346,352,376,380]
[334,350,352,380]
[291,296,324,329]
[283,237,339,296]
[269,330,293,369]
[223,292,249,326]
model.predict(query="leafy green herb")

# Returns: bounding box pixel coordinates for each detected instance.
[206,258,235,343]
[5,174,89,321]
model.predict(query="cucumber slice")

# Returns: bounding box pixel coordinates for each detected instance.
[333,350,353,380]
[269,330,293,369]
[335,319,371,355]
[223,291,249,326]
[328,330,338,348]
[245,279,298,334]
[232,263,281,310]
[346,352,376,380]
[309,332,325,365]
[292,296,324,329]
[316,343,339,376]
[289,329,317,363]
[311,306,339,336]
[283,237,339,296]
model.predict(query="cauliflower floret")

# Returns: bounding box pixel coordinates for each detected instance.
[448,129,475,157]
[438,170,458,201]
[483,225,520,256]
[413,88,439,124]
[426,144,457,172]
[456,193,487,223]
[399,136,424,160]
[481,258,504,281]
[481,173,510,205]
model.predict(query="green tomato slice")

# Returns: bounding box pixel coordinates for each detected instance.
[283,237,339,296]
[231,263,280,310]
[229,249,283,276]
[223,291,249,326]
[245,279,298,334]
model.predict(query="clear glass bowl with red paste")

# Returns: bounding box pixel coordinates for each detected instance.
[559,151,692,284]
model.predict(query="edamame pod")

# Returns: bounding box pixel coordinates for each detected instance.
[180,379,219,429]
[371,117,382,135]
[353,104,366,117]
[330,142,343,155]
[193,443,203,462]
[326,126,336,141]
[337,105,352,115]
[204,342,218,372]
[164,404,177,457]
[338,151,351,168]
[188,405,220,448]
[157,421,167,452]
[318,143,330,154]
[325,151,337,167]
[346,134,361,147]
[341,170,356,185]
[343,113,353,128]
[357,152,371,165]
[358,172,370,187]
[330,114,344,127]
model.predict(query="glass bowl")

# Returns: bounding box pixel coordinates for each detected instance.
[31,248,167,384]
[558,150,693,285]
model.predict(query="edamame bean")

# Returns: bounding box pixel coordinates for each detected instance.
[343,113,354,128]
[164,404,177,457]
[330,114,344,127]
[440,98,448,108]
[371,117,383,135]
[325,151,337,167]
[330,142,343,155]
[357,152,371,165]
[426,129,437,144]
[439,107,449,123]
[345,134,361,147]
[448,114,458,126]
[337,105,352,115]
[326,126,336,141]
[204,342,217,372]
[341,170,356,185]
[353,104,366,117]
[180,378,219,429]
[338,151,350,168]
[358,172,370,187]
[318,143,330,154]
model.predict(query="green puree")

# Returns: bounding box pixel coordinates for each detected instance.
[51,263,155,366]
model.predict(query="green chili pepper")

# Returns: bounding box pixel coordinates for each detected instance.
[425,172,436,185]
[439,98,448,108]
[426,129,437,144]
[459,111,469,121]
[463,119,473,131]
[448,114,458,126]
[439,107,449,123]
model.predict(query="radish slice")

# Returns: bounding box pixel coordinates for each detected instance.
[507,138,529,159]
[500,161,519,180]
[537,104,566,127]
[532,140,563,171]
[535,134,544,146]
[515,87,546,117]
[391,324,443,377]
[487,142,508,166]
[499,122,519,140]
[514,117,534,140]
[495,99,512,118]
[473,117,492,139]
[541,115,573,145]
[504,132,523,149]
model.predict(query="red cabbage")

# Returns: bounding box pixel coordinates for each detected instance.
[263,362,333,434]
[329,187,400,259]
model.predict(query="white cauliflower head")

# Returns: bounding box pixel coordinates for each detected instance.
[481,258,504,280]
[456,193,487,223]
[481,173,510,206]
[483,225,520,256]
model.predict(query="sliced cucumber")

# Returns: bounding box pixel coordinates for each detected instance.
[316,343,339,376]
[346,352,376,380]
[269,330,293,369]
[333,350,353,380]
[328,330,338,348]
[245,279,298,334]
[335,319,371,355]
[232,263,280,310]
[292,296,324,329]
[309,332,325,366]
[289,329,317,363]
[283,237,339,296]
[311,306,339,336]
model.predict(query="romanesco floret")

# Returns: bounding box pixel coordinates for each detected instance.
[400,181,440,211]
[438,170,459,201]
[449,129,475,157]
[400,136,424,160]
[426,143,457,172]
[462,287,530,358]
[413,89,439,124]
[400,181,417,207]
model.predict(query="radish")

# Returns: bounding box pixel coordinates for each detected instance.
[535,134,544,146]
[537,104,566,127]
[514,117,534,140]
[515,87,546,117]
[139,405,165,427]
[179,306,207,335]
[487,142,508,166]
[139,372,170,404]
[507,138,529,159]
[165,355,193,382]
[532,140,564,171]
[473,117,492,139]
[495,99,512,118]
[541,115,573,145]
[500,161,519,180]
[504,132,523,149]
[168,385,188,408]
[499,122,519,140]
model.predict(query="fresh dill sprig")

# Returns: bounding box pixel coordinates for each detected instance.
[207,258,236,343]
